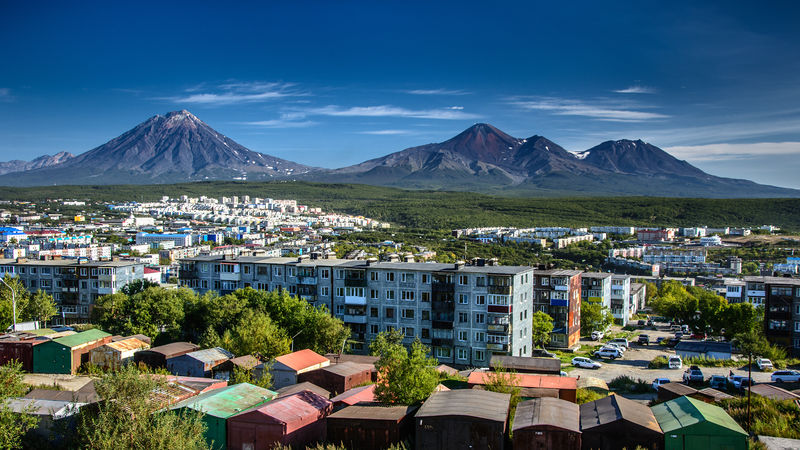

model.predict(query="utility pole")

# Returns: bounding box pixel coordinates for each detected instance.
[747,351,752,434]
[0,276,17,332]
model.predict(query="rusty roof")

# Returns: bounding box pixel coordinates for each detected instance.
[696,387,734,401]
[513,398,580,433]
[274,349,329,371]
[330,384,375,405]
[232,390,331,423]
[104,337,150,352]
[276,382,331,399]
[323,361,373,377]
[490,355,561,373]
[659,382,697,396]
[416,389,511,422]
[328,404,418,421]
[468,371,577,390]
[580,394,662,434]
[144,342,199,358]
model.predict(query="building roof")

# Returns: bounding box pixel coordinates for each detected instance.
[182,347,233,364]
[325,353,378,366]
[758,435,800,450]
[582,272,612,280]
[53,329,111,348]
[490,355,561,373]
[513,397,580,433]
[274,349,329,372]
[415,389,511,422]
[746,384,800,401]
[535,269,583,277]
[651,396,746,435]
[659,382,697,396]
[674,341,732,354]
[696,387,734,402]
[169,382,276,419]
[104,337,149,352]
[144,342,199,357]
[330,384,375,406]
[24,386,99,404]
[276,382,331,399]
[226,355,259,370]
[144,267,160,274]
[4,398,86,419]
[327,404,418,421]
[232,390,331,423]
[468,371,577,390]
[580,394,662,434]
[323,361,373,377]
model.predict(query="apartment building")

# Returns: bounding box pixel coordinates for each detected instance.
[135,232,193,248]
[533,270,582,349]
[0,258,145,322]
[761,277,800,356]
[610,275,632,326]
[637,229,676,242]
[742,276,767,306]
[178,255,535,366]
[581,273,611,308]
[630,282,646,312]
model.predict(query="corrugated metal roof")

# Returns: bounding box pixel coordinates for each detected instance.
[104,337,149,352]
[330,384,375,405]
[490,355,561,373]
[170,382,276,419]
[275,349,329,371]
[580,394,662,433]
[184,347,233,364]
[513,398,580,433]
[660,382,697,396]
[747,384,800,401]
[24,388,99,404]
[651,396,746,435]
[696,387,734,401]
[416,389,511,422]
[145,342,199,357]
[233,390,331,424]
[276,382,331,399]
[324,361,373,377]
[53,329,111,348]
[328,404,418,421]
[4,398,86,418]
[675,341,732,354]
[468,371,577,390]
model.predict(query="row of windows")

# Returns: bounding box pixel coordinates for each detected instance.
[1,266,117,276]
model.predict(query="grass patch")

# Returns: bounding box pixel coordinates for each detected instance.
[648,356,669,369]
[683,356,741,368]
[774,358,800,369]
[720,395,800,438]
[576,388,609,405]
[608,375,652,394]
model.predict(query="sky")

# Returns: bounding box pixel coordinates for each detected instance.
[1,1,800,188]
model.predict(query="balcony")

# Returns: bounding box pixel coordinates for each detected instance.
[747,290,766,297]
[488,305,511,314]
[60,305,78,315]
[431,301,455,312]
[297,276,318,285]
[344,278,367,287]
[98,287,112,295]
[487,323,510,333]
[343,314,367,324]
[432,338,452,347]
[553,285,568,291]
[432,282,455,292]
[488,285,512,295]
[432,320,453,329]
[550,298,569,307]
[344,295,367,305]
[178,269,196,279]
[220,272,241,282]
[487,343,509,352]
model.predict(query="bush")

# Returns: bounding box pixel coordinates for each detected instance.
[648,356,668,369]
[774,358,800,370]
[683,356,741,368]
[608,375,651,394]
[721,396,800,438]
[576,388,608,405]
[622,325,637,331]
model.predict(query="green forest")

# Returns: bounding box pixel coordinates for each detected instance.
[2,180,799,230]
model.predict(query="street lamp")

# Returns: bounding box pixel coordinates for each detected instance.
[0,276,17,332]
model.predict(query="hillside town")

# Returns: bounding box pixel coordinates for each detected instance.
[0,194,798,449]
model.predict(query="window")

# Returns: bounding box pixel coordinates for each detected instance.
[458,275,468,285]
[336,305,344,314]
[386,290,396,300]
[475,332,485,342]
[370,307,378,318]
[458,312,469,323]
[435,347,452,358]
[320,286,329,296]
[520,311,524,320]
[17,267,25,274]
[476,276,486,287]
[422,310,430,321]
[202,280,209,289]
[401,290,415,301]
[80,268,86,276]
[541,277,549,286]
[335,270,344,279]
[320,268,330,279]
[474,350,485,361]
[401,309,415,319]
[458,294,468,304]
[335,287,344,297]
[386,272,395,282]
[345,287,364,297]
[457,348,468,360]
[771,287,793,296]
[458,330,467,341]
[421,292,430,302]
[370,271,378,281]
[385,308,395,318]
[370,324,379,334]
[475,313,485,324]
[475,295,486,306]
[421,274,430,284]
[91,269,97,276]
[488,295,508,306]
[421,328,430,339]
[287,267,295,277]
[273,266,282,276]
[403,327,414,337]
[40,279,51,288]
[370,289,379,299]
[243,265,251,274]
[401,273,414,283]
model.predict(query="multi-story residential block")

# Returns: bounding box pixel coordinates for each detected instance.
[135,232,193,248]
[610,275,632,326]
[643,248,706,265]
[552,234,593,249]
[581,273,611,308]
[0,258,145,322]
[178,255,535,366]
[762,277,800,356]
[533,270,582,349]
[637,229,676,242]
[630,282,646,312]
[742,276,767,306]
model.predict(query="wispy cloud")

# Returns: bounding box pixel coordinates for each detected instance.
[357,129,412,135]
[509,97,668,122]
[307,105,480,120]
[404,88,470,96]
[614,85,656,94]
[242,112,316,128]
[664,142,800,162]
[0,88,13,102]
[164,81,305,105]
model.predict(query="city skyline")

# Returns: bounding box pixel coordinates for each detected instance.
[2,1,800,188]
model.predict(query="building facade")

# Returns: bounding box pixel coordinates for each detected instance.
[610,275,632,326]
[580,273,611,309]
[178,255,535,366]
[761,276,800,356]
[533,270,582,349]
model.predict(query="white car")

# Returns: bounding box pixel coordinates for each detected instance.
[609,338,630,349]
[728,375,753,390]
[594,347,623,359]
[572,357,602,369]
[652,377,671,391]
[756,358,773,371]
[668,355,682,369]
[591,331,604,341]
[771,370,800,383]
[604,342,627,353]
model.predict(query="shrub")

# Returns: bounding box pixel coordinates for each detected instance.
[683,356,741,368]
[608,375,651,394]
[576,388,608,405]
[648,356,668,369]
[721,396,800,438]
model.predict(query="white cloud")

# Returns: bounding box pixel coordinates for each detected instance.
[614,85,656,94]
[358,129,412,135]
[404,88,470,95]
[664,142,800,162]
[0,88,12,101]
[242,112,315,128]
[510,97,668,122]
[165,81,304,105]
[307,105,481,120]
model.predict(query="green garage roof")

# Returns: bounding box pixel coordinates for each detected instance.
[170,382,276,418]
[652,396,746,435]
[53,329,111,348]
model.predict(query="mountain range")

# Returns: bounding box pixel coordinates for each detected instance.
[0,110,797,198]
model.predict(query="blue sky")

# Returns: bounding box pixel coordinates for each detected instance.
[2,1,800,188]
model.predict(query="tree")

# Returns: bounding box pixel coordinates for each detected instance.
[121,279,160,296]
[0,361,38,450]
[372,333,439,405]
[0,275,30,330]
[229,364,273,390]
[22,290,58,325]
[580,301,613,335]
[75,365,209,449]
[530,311,554,348]
[227,310,291,359]
[369,328,405,356]
[92,286,187,342]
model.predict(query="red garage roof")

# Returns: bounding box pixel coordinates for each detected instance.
[275,349,329,372]
[468,371,577,390]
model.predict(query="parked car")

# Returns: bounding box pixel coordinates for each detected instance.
[646,318,654,327]
[604,342,627,353]
[674,332,684,340]
[572,357,601,369]
[652,378,671,391]
[756,358,773,371]
[637,320,646,326]
[728,375,754,390]
[771,370,800,383]
[681,325,690,333]
[594,347,623,359]
[560,370,569,377]
[638,334,650,345]
[683,366,704,383]
[656,337,666,345]
[666,338,681,348]
[609,338,630,349]
[668,355,683,369]
[591,330,604,341]
[531,348,556,358]
[709,375,727,389]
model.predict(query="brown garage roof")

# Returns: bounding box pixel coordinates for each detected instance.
[513,397,580,433]
[416,389,511,422]
[580,394,662,433]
